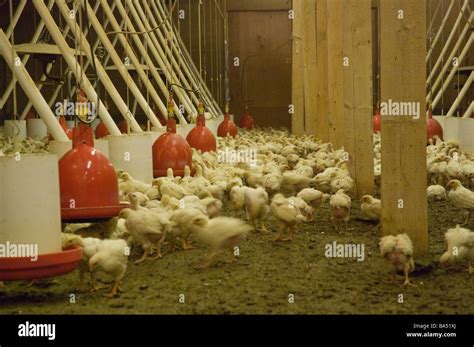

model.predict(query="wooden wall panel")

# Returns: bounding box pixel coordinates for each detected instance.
[228,11,292,128]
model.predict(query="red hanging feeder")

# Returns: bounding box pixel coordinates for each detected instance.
[427,102,443,143]
[372,101,381,133]
[49,115,73,141]
[218,103,238,137]
[59,124,129,222]
[186,101,217,152]
[240,107,255,130]
[153,94,194,177]
[118,119,130,134]
[95,120,110,139]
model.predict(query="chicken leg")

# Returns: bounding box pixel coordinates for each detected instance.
[198,250,218,269]
[461,210,471,226]
[181,238,195,250]
[402,263,416,287]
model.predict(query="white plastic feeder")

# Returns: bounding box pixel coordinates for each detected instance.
[0,154,62,254]
[26,118,48,140]
[176,123,194,139]
[108,132,154,183]
[4,120,27,140]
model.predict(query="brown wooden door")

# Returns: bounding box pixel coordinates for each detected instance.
[228,11,292,129]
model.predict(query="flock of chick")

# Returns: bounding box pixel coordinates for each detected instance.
[57,130,474,296]
[1,128,473,296]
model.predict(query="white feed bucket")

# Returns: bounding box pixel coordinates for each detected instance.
[4,120,27,140]
[108,133,154,183]
[26,118,48,140]
[176,123,194,139]
[0,153,62,255]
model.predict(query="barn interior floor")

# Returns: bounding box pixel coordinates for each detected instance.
[0,197,472,315]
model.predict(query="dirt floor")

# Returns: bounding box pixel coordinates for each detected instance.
[0,197,473,315]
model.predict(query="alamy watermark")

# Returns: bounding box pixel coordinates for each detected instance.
[0,241,38,261]
[55,100,96,121]
[217,147,257,167]
[324,241,365,262]
[380,99,420,119]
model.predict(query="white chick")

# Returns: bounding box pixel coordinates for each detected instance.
[198,197,223,218]
[297,188,325,220]
[127,192,150,210]
[427,184,447,201]
[89,239,129,297]
[270,194,307,242]
[360,195,381,223]
[169,208,208,250]
[447,180,474,225]
[329,189,351,230]
[119,208,174,263]
[155,179,192,200]
[244,187,270,232]
[379,233,415,286]
[191,216,252,268]
[281,172,314,194]
[119,171,151,195]
[230,186,247,210]
[439,225,474,273]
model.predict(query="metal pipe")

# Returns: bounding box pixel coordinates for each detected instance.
[55,0,142,133]
[79,0,163,130]
[0,29,69,141]
[32,0,121,136]
[5,0,27,39]
[98,0,169,124]
[426,0,456,63]
[462,101,473,118]
[446,71,473,117]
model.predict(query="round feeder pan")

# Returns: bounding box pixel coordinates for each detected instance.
[61,202,130,223]
[0,247,82,281]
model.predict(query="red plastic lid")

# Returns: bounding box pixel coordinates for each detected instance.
[0,247,82,281]
[218,115,238,137]
[186,122,217,153]
[240,111,255,129]
[95,121,110,139]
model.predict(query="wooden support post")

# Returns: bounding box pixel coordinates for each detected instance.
[303,0,318,136]
[291,0,305,135]
[380,0,428,256]
[315,0,330,143]
[326,0,344,148]
[342,0,374,198]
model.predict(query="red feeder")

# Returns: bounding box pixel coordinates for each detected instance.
[49,115,72,141]
[218,103,238,138]
[427,104,443,143]
[186,101,217,152]
[373,102,381,133]
[0,247,82,281]
[152,95,193,177]
[95,121,110,139]
[240,108,255,130]
[59,124,129,222]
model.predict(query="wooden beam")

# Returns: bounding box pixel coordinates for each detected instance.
[303,0,318,135]
[291,0,305,135]
[380,0,428,256]
[315,0,330,142]
[326,0,344,148]
[342,0,374,198]
[227,0,291,12]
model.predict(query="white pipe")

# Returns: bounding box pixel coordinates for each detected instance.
[426,0,456,63]
[426,0,442,40]
[0,30,69,141]
[432,33,473,111]
[126,0,195,118]
[0,0,55,109]
[462,101,473,118]
[79,0,163,130]
[426,4,471,91]
[132,0,199,114]
[151,0,221,116]
[32,0,121,136]
[427,12,473,101]
[21,0,104,120]
[446,71,473,117]
[98,0,169,123]
[55,0,142,133]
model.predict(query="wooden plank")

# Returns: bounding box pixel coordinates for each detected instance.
[326,0,344,148]
[227,0,291,12]
[228,11,292,128]
[291,0,305,135]
[380,0,428,256]
[303,0,318,135]
[342,0,374,198]
[315,0,330,142]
